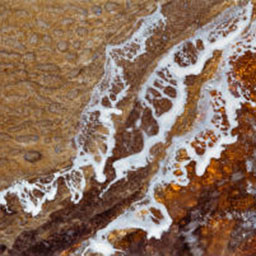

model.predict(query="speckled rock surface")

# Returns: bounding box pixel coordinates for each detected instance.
[1,1,256,256]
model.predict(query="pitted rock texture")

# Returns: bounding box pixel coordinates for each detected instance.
[0,0,162,188]
[1,1,256,256]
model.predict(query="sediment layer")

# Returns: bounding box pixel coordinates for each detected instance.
[1,1,256,256]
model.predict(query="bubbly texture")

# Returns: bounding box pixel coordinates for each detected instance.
[1,0,256,255]
[0,3,166,217]
[76,2,255,255]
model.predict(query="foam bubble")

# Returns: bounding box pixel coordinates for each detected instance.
[80,2,253,255]
[76,3,167,184]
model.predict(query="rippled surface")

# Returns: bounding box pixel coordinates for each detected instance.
[1,0,256,255]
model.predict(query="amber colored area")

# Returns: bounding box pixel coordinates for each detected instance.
[109,40,256,256]
[1,0,256,256]
[231,50,256,102]
[107,96,256,254]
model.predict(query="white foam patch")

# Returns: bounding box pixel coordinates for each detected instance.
[76,3,167,184]
[103,1,252,192]
[0,161,86,217]
[82,183,172,256]
[75,59,129,183]
[79,2,254,255]
[162,3,256,181]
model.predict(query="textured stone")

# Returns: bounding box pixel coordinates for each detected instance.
[1,0,256,256]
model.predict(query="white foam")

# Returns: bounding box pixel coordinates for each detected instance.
[0,163,85,217]
[76,3,167,184]
[80,3,254,255]
[83,188,172,256]
[162,4,254,180]
[246,160,253,172]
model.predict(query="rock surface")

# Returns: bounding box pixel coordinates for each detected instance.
[1,0,256,256]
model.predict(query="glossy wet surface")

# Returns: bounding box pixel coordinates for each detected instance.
[1,0,256,255]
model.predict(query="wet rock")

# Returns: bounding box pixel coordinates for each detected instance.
[91,5,102,16]
[2,1,255,256]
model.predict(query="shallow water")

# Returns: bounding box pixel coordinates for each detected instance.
[1,0,256,255]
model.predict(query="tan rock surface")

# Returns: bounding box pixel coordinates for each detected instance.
[1,0,256,256]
